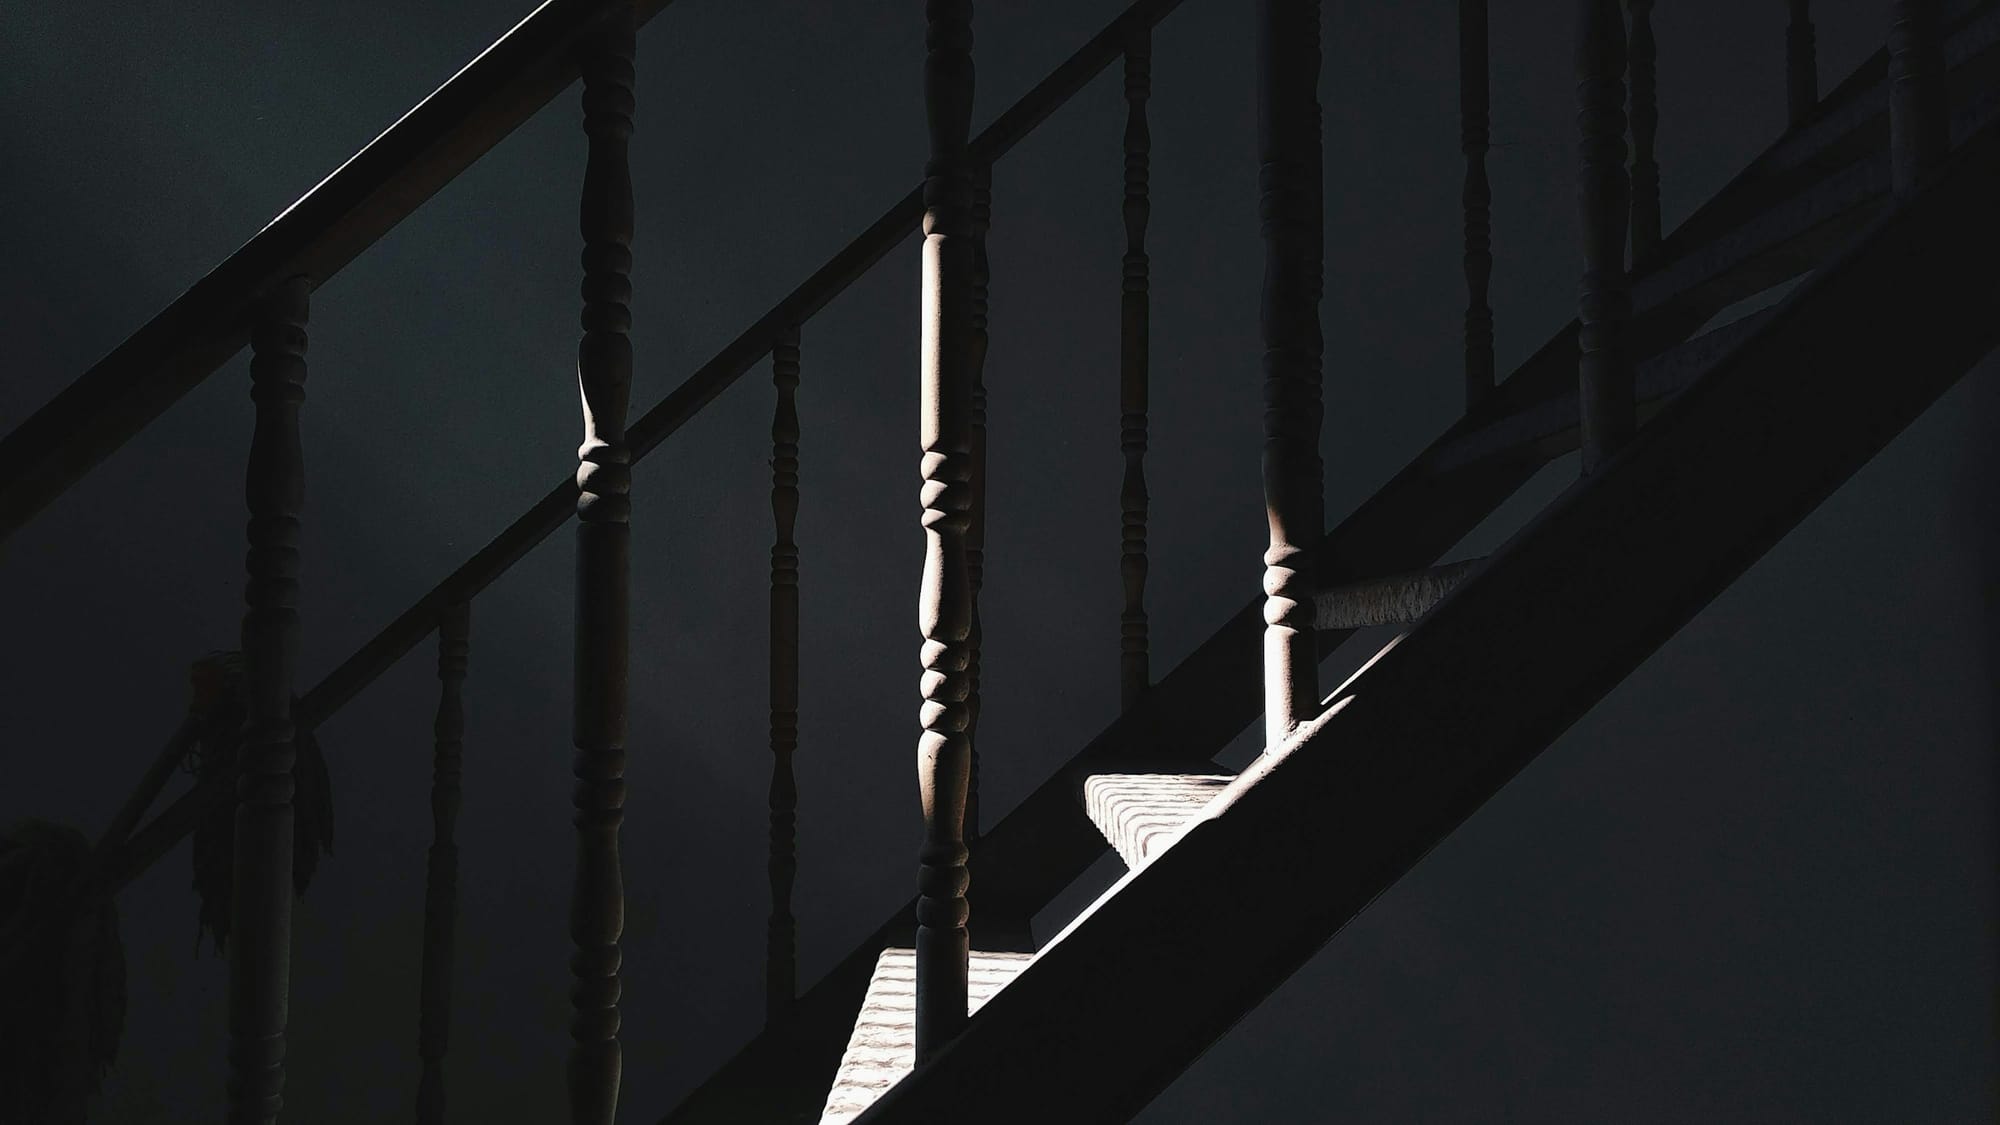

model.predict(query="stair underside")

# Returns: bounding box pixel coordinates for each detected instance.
[1083,775,1234,869]
[819,949,1034,1124]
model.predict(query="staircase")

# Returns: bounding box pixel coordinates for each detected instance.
[1,0,1994,1123]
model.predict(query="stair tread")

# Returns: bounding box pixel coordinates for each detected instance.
[1083,774,1236,870]
[819,947,1036,1124]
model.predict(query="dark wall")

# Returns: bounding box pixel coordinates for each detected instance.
[0,1,1991,1121]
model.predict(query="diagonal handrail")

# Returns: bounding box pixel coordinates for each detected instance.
[0,0,678,543]
[97,0,1187,892]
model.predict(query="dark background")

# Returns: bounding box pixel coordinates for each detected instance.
[2,1,1994,1120]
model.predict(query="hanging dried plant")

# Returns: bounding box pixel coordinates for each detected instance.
[187,651,336,955]
[0,820,127,1120]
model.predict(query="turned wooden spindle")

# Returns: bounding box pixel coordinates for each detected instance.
[228,274,308,1125]
[1889,0,1947,201]
[1575,0,1634,473]
[965,164,991,845]
[766,326,801,1024]
[914,0,977,1063]
[416,602,470,1125]
[1257,0,1325,747]
[1787,0,1819,127]
[1626,0,1663,262]
[1119,28,1153,711]
[1459,0,1495,410]
[569,13,634,1125]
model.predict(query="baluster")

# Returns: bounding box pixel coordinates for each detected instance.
[914,0,976,1063]
[1459,0,1495,410]
[1576,0,1634,473]
[1257,0,1325,747]
[766,327,801,1024]
[1119,28,1153,709]
[1787,0,1819,127]
[1889,0,1948,200]
[1627,0,1662,262]
[965,165,991,845]
[416,602,469,1125]
[569,12,634,1125]
[228,273,308,1125]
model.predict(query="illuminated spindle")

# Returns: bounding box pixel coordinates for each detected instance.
[569,13,635,1124]
[1257,0,1325,746]
[914,0,977,1063]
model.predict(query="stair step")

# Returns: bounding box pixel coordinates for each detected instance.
[1313,559,1483,630]
[819,947,1034,1124]
[1083,774,1234,870]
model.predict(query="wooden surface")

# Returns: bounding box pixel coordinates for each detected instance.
[1255,0,1325,747]
[853,101,2000,1125]
[227,275,308,1125]
[568,15,636,1123]
[913,0,978,1063]
[1575,0,1634,472]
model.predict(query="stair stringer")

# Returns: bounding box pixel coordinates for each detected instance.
[849,111,2000,1125]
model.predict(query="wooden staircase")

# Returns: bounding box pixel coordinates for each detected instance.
[2,1,1992,1123]
[830,99,2000,1123]
[659,4,2000,1121]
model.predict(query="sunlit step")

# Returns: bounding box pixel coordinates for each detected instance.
[819,947,1036,1124]
[1082,773,1234,871]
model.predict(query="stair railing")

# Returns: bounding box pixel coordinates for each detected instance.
[8,0,1971,1120]
[9,0,1187,1118]
[670,0,2000,1116]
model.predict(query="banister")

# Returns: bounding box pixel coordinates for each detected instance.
[0,0,1181,549]
[95,0,1189,896]
[0,0,675,544]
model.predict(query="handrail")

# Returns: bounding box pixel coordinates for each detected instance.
[97,0,1186,892]
[0,0,677,543]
